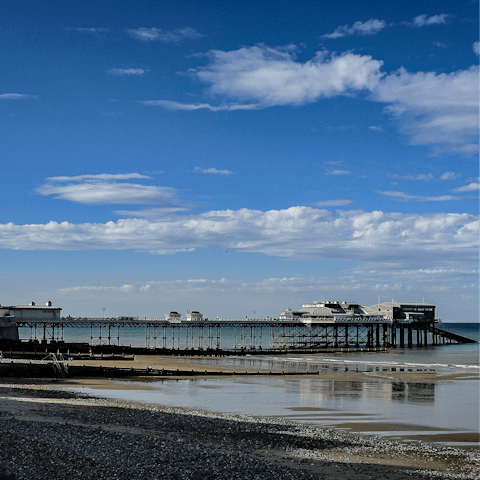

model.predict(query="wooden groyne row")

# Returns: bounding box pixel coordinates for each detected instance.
[1,349,135,361]
[0,357,436,379]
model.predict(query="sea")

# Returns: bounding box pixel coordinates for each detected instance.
[24,322,480,448]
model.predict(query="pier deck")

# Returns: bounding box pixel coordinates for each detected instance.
[12,317,475,351]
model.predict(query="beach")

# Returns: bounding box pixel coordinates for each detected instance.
[0,355,479,480]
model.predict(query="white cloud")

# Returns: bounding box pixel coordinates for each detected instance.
[193,167,234,175]
[312,200,354,207]
[126,27,203,42]
[46,173,152,182]
[50,265,477,319]
[141,100,260,111]
[433,41,449,49]
[37,182,177,205]
[389,173,435,181]
[66,28,110,34]
[107,68,146,76]
[0,208,477,272]
[321,19,387,39]
[451,182,480,193]
[368,125,384,131]
[377,190,458,202]
[193,46,384,107]
[411,14,450,27]
[440,171,460,181]
[115,207,189,218]
[0,93,37,100]
[389,172,460,181]
[143,44,476,155]
[325,169,350,176]
[473,42,480,56]
[37,174,176,206]
[373,66,478,155]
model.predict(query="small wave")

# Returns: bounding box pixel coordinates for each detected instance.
[278,357,480,370]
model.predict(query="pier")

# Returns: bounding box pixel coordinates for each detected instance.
[12,317,476,352]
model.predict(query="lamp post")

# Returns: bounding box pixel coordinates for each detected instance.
[102,308,106,319]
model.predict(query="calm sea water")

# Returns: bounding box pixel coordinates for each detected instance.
[67,323,479,447]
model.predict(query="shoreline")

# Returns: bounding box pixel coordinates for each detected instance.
[0,382,478,479]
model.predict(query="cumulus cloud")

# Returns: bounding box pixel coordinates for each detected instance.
[440,171,460,181]
[451,182,480,193]
[0,93,37,100]
[193,167,234,175]
[37,173,177,206]
[473,42,480,56]
[411,14,450,27]
[373,66,478,155]
[192,46,384,107]
[126,27,203,42]
[377,190,458,202]
[107,68,146,76]
[0,208,477,271]
[321,19,387,39]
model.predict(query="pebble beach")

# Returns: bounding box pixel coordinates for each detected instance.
[0,383,478,480]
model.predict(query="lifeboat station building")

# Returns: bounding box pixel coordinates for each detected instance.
[370,300,436,323]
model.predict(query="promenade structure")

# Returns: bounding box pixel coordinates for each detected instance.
[2,299,474,351]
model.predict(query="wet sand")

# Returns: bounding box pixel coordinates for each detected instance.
[70,354,476,382]
[0,382,478,480]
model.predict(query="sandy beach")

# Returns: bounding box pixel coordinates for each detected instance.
[0,368,478,479]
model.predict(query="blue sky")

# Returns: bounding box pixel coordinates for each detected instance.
[1,0,478,320]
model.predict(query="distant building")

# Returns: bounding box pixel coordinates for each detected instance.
[164,311,182,321]
[370,300,436,322]
[279,300,385,323]
[3,301,62,321]
[0,300,62,341]
[186,311,204,322]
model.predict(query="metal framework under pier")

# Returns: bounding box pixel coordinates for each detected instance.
[15,318,474,351]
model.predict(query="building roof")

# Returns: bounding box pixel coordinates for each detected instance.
[1,305,62,310]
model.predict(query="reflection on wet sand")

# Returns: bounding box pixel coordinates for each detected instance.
[297,378,435,406]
